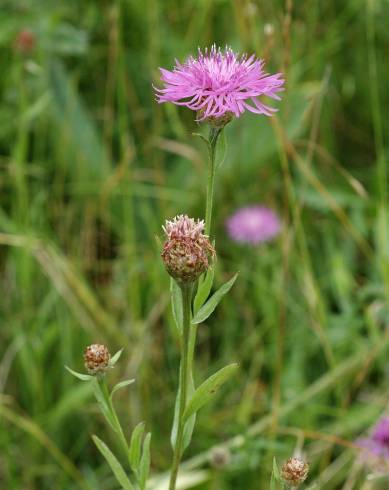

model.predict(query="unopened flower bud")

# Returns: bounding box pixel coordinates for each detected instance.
[161,215,215,284]
[281,457,309,487]
[84,344,111,375]
[209,446,231,469]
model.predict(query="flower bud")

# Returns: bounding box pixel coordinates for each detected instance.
[281,457,309,487]
[161,215,215,284]
[84,344,111,375]
[209,446,231,469]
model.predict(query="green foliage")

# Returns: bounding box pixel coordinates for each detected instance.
[183,364,239,422]
[192,273,238,324]
[92,435,134,490]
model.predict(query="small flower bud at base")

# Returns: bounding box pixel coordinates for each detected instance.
[84,344,111,375]
[281,457,309,487]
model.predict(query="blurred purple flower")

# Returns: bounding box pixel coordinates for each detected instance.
[155,45,284,120]
[357,416,389,473]
[226,206,281,245]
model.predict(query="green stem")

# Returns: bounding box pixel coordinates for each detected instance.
[205,127,222,236]
[169,283,193,490]
[98,377,129,460]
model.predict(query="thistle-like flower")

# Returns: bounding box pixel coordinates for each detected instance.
[161,215,215,284]
[281,457,309,487]
[84,344,111,375]
[226,205,281,245]
[155,45,284,123]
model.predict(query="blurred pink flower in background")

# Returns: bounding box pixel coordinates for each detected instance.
[357,416,389,474]
[155,45,284,120]
[226,205,281,245]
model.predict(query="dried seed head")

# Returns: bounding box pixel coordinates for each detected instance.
[209,446,231,469]
[161,215,215,284]
[281,457,309,487]
[84,344,111,375]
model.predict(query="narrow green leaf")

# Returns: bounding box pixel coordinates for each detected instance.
[270,458,281,490]
[171,370,197,452]
[170,366,182,449]
[183,364,238,422]
[139,432,151,490]
[65,365,93,381]
[109,349,123,367]
[110,379,135,400]
[215,129,228,170]
[193,267,215,314]
[192,274,238,324]
[129,421,145,473]
[92,435,134,490]
[182,372,196,453]
[170,278,183,334]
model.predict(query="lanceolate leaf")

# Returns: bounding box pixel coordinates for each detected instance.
[110,379,135,400]
[192,274,238,324]
[92,435,134,490]
[65,366,93,381]
[129,421,145,473]
[270,458,282,490]
[139,432,152,490]
[170,278,183,334]
[109,349,124,367]
[193,267,215,314]
[183,364,239,422]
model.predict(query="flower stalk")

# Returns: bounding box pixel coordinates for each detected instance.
[96,375,129,460]
[169,283,193,490]
[205,126,222,236]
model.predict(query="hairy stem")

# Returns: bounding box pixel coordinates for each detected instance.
[169,283,193,490]
[205,127,222,236]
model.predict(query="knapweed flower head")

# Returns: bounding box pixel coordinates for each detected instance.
[226,205,281,245]
[357,416,389,473]
[84,344,111,375]
[281,457,309,487]
[161,215,215,284]
[155,45,284,124]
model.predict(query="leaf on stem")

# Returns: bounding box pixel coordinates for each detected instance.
[183,364,238,422]
[92,435,134,490]
[192,274,238,324]
[129,421,145,473]
[170,278,183,335]
[65,365,93,381]
[109,348,124,367]
[139,432,152,490]
[193,267,215,314]
[270,458,282,490]
[110,379,135,400]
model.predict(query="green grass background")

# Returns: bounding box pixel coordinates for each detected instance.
[0,0,388,488]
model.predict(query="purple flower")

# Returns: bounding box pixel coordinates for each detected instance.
[357,416,389,473]
[226,206,281,245]
[155,45,284,121]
